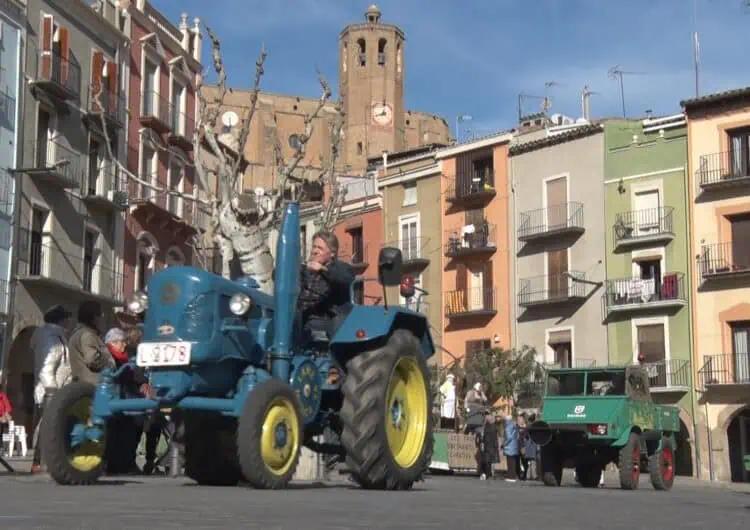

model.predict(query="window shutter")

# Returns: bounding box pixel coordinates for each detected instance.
[108,61,118,113]
[41,15,53,78]
[59,27,69,83]
[91,51,104,111]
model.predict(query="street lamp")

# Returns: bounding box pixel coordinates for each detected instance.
[455,114,472,142]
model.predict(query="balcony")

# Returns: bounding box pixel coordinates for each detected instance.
[83,162,128,211]
[444,223,497,258]
[135,173,197,233]
[604,273,687,314]
[0,278,8,315]
[385,237,429,270]
[139,90,172,133]
[403,299,429,314]
[84,84,126,129]
[168,109,195,151]
[641,359,690,392]
[445,287,497,318]
[24,137,84,189]
[17,238,125,303]
[698,242,750,283]
[697,151,750,192]
[518,272,587,308]
[30,48,81,101]
[445,172,496,205]
[543,359,597,369]
[518,202,585,242]
[613,207,674,250]
[699,353,750,387]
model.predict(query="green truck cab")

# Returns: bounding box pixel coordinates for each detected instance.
[528,365,678,491]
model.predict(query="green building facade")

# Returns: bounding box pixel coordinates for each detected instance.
[603,116,695,476]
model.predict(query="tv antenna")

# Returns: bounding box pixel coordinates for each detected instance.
[581,85,600,121]
[517,82,558,122]
[608,65,648,118]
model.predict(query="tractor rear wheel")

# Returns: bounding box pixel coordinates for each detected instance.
[340,329,433,490]
[575,460,602,488]
[541,446,563,486]
[649,436,675,491]
[618,432,641,490]
[237,378,302,489]
[184,412,241,486]
[41,382,106,485]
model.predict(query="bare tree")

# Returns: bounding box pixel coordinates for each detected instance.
[94,25,345,295]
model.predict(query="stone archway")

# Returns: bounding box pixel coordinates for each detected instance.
[725,406,750,483]
[713,402,748,482]
[673,407,695,477]
[4,326,39,441]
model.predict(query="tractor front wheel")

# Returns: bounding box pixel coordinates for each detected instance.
[40,382,106,485]
[649,436,675,491]
[340,329,433,490]
[618,432,641,490]
[237,378,302,489]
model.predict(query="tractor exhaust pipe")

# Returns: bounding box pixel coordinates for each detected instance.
[528,420,553,446]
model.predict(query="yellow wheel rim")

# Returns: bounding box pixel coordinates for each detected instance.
[260,397,299,476]
[67,397,104,472]
[385,356,428,468]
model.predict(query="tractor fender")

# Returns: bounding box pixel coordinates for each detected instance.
[613,427,640,448]
[330,305,433,359]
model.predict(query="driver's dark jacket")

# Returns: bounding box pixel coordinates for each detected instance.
[297,259,355,327]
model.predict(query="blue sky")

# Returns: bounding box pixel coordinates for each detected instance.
[154,0,750,137]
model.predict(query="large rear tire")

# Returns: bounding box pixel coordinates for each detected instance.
[649,436,675,491]
[575,460,602,488]
[41,382,106,485]
[237,378,302,489]
[340,329,433,490]
[184,412,241,486]
[541,445,563,486]
[618,432,641,490]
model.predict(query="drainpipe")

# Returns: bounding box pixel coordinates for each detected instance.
[510,157,518,351]
[704,398,713,481]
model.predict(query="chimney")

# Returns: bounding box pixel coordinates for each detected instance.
[192,17,202,62]
[179,12,189,51]
[581,85,592,121]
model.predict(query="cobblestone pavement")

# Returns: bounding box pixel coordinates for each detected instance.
[0,470,748,529]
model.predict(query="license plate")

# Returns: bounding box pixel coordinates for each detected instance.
[136,342,191,367]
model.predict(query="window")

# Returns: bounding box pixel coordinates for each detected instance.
[350,227,364,264]
[36,109,53,168]
[547,249,568,298]
[143,59,157,115]
[472,157,493,183]
[168,159,183,216]
[634,189,661,235]
[140,144,156,199]
[548,329,572,368]
[728,127,750,177]
[402,182,416,206]
[357,38,366,67]
[636,257,662,298]
[171,78,185,133]
[466,339,491,357]
[289,134,301,150]
[29,207,49,276]
[545,175,568,230]
[730,214,750,271]
[83,229,97,292]
[399,215,418,261]
[546,372,584,396]
[732,322,750,384]
[378,38,387,65]
[357,141,363,155]
[88,138,103,195]
[636,322,666,386]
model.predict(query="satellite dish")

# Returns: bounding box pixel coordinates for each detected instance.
[222,111,239,128]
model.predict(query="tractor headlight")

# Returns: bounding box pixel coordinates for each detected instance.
[229,293,252,316]
[126,291,149,314]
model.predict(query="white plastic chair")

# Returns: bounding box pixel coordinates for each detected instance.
[13,425,27,457]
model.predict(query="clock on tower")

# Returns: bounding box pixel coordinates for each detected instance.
[371,102,393,126]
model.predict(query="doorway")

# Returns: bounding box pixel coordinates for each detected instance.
[727,407,750,482]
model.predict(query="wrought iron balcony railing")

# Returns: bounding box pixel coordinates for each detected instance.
[444,223,496,257]
[18,237,125,302]
[697,151,750,190]
[699,353,750,387]
[613,206,674,247]
[383,236,430,268]
[86,83,127,127]
[444,287,497,317]
[168,109,195,150]
[139,90,172,132]
[32,47,81,100]
[518,202,585,241]
[404,298,429,314]
[640,359,691,390]
[604,272,686,312]
[84,162,128,210]
[28,137,85,189]
[445,172,496,203]
[698,241,750,282]
[518,272,587,307]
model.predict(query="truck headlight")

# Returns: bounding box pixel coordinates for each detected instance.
[229,293,252,316]
[126,291,149,314]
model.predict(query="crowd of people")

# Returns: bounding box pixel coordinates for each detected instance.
[27,300,165,475]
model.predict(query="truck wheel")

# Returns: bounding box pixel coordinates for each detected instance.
[649,436,675,491]
[541,446,562,486]
[575,461,602,488]
[40,382,106,485]
[184,413,241,486]
[237,378,302,489]
[340,329,433,490]
[618,432,641,490]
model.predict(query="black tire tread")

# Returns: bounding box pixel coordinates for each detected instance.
[237,378,302,489]
[541,446,562,487]
[40,382,104,486]
[649,436,674,491]
[618,432,640,490]
[575,461,601,488]
[340,329,434,490]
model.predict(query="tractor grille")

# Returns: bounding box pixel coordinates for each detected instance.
[181,292,214,341]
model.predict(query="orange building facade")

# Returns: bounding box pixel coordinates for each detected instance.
[438,134,514,365]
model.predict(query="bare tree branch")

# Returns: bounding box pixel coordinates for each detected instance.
[230,47,266,190]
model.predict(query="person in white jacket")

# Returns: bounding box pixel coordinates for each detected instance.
[29,304,73,472]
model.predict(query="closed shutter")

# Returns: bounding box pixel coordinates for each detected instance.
[41,15,53,78]
[546,176,567,229]
[59,27,69,83]
[91,51,104,111]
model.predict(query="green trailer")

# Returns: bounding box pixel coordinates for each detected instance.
[529,365,679,491]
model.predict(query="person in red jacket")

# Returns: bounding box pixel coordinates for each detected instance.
[0,391,12,443]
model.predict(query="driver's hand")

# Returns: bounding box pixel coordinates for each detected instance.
[306,261,327,272]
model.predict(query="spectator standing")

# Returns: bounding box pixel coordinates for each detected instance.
[502,414,520,482]
[68,301,114,386]
[29,304,73,473]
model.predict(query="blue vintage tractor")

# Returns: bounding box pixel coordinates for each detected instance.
[40,199,435,490]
